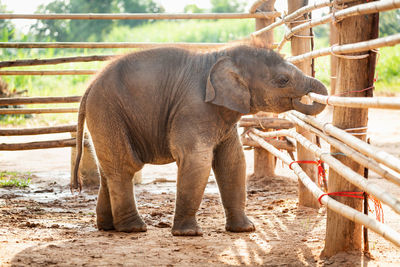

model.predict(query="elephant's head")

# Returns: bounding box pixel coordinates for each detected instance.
[205,45,328,115]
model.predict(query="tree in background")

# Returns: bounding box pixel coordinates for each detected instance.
[31,0,164,42]
[210,0,245,13]
[183,4,205,14]
[379,10,400,37]
[0,0,15,41]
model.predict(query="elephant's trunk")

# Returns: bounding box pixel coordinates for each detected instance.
[292,78,328,115]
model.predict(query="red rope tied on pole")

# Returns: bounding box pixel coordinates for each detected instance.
[289,160,327,189]
[318,192,384,223]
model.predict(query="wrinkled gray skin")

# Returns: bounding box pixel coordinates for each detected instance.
[73,45,327,236]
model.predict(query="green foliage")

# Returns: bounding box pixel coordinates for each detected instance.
[0,0,15,42]
[375,45,400,93]
[30,0,164,42]
[210,0,245,13]
[0,171,32,188]
[379,10,400,37]
[184,4,205,14]
[105,19,255,43]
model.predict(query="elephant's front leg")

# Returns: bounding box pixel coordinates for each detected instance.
[172,149,213,236]
[213,131,255,232]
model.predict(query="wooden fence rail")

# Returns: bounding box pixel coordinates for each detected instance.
[0,42,227,49]
[0,70,97,75]
[0,108,78,114]
[0,125,76,136]
[0,12,280,20]
[0,96,81,105]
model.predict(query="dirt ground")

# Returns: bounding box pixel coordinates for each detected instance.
[1,108,400,266]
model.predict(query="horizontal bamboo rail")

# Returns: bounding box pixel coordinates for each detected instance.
[0,42,227,49]
[306,92,400,110]
[248,130,400,248]
[288,33,400,64]
[0,125,76,136]
[250,128,400,216]
[0,96,81,105]
[277,0,400,51]
[0,55,114,68]
[0,107,78,114]
[0,138,90,150]
[252,0,332,39]
[0,70,97,75]
[240,135,295,151]
[286,113,400,187]
[239,117,294,129]
[0,12,280,20]
[290,111,400,175]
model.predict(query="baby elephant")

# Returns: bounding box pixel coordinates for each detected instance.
[72,45,327,236]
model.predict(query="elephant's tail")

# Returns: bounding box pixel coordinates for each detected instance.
[71,87,91,193]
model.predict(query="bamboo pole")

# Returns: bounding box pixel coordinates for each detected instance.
[240,135,295,151]
[288,0,319,208]
[307,93,400,110]
[0,70,96,75]
[238,117,294,129]
[250,128,400,217]
[286,113,400,187]
[290,111,400,175]
[0,55,114,68]
[277,0,400,51]
[0,96,81,105]
[288,33,400,64]
[252,0,332,40]
[247,131,400,248]
[0,42,227,49]
[0,138,79,150]
[0,108,78,114]
[0,125,77,136]
[250,0,277,179]
[0,12,280,20]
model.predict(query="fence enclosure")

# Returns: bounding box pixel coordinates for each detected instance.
[1,0,400,258]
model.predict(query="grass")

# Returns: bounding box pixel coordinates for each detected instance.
[0,171,32,188]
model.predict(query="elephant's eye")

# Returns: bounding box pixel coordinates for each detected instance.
[276,75,290,87]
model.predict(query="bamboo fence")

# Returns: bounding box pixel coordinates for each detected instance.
[0,138,90,150]
[0,42,227,49]
[0,96,81,105]
[248,130,400,248]
[277,0,400,51]
[250,128,400,216]
[0,70,97,76]
[238,117,294,129]
[0,108,78,114]
[0,12,280,20]
[0,55,114,68]
[0,125,76,136]
[290,111,400,175]
[286,113,400,187]
[306,92,400,110]
[287,33,400,64]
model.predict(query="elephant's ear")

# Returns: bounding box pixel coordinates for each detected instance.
[205,57,250,114]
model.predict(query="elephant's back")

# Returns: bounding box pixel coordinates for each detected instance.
[84,47,211,164]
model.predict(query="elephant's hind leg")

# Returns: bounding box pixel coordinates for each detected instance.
[212,131,255,233]
[89,124,146,233]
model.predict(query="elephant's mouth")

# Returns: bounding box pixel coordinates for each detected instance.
[291,97,326,116]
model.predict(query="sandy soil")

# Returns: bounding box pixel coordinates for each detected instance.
[0,109,400,266]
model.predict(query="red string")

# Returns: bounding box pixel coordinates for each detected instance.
[318,192,384,223]
[289,160,326,189]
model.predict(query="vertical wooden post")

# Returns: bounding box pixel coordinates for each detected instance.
[250,0,277,180]
[330,17,338,95]
[322,1,378,256]
[288,0,319,208]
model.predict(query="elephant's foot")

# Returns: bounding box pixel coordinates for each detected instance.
[172,217,203,236]
[97,218,115,231]
[114,213,147,233]
[225,211,255,233]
